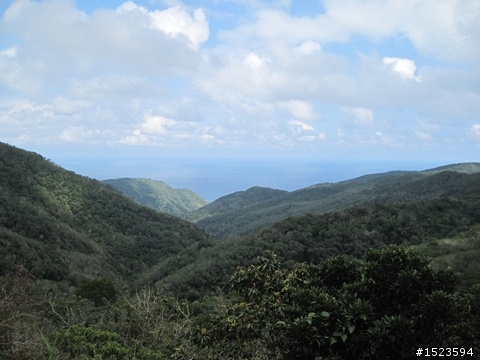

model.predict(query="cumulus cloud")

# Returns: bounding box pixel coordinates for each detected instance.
[220,0,480,63]
[244,52,265,72]
[383,57,420,81]
[322,0,480,62]
[118,112,210,146]
[288,119,314,133]
[117,2,209,49]
[141,115,177,135]
[1,0,206,84]
[287,119,326,142]
[1,0,479,157]
[197,51,277,106]
[0,45,40,95]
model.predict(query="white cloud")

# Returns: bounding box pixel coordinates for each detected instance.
[323,0,480,62]
[383,57,420,81]
[0,46,17,58]
[294,41,321,55]
[244,52,265,71]
[1,0,479,159]
[141,115,177,135]
[287,119,326,142]
[219,9,346,45]
[469,124,480,140]
[288,119,314,132]
[0,45,40,94]
[1,0,205,86]
[69,75,165,101]
[278,100,316,120]
[219,1,480,63]
[341,107,374,125]
[53,97,91,115]
[118,129,149,145]
[118,112,210,146]
[117,2,209,49]
[197,51,277,106]
[59,126,98,143]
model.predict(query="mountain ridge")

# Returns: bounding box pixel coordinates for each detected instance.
[187,163,480,238]
[138,172,480,299]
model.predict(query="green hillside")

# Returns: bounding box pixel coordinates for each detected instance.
[138,172,480,299]
[189,163,480,238]
[103,177,208,217]
[1,142,479,359]
[0,142,210,285]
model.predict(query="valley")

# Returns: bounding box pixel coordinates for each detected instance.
[1,141,479,359]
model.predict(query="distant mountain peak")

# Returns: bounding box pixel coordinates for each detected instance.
[102,177,208,217]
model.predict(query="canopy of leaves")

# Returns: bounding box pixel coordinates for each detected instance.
[193,248,480,359]
[0,142,210,285]
[189,166,480,238]
[144,196,480,299]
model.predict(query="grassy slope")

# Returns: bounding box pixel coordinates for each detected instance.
[103,178,208,217]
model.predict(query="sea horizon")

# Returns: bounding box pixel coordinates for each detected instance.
[50,156,452,202]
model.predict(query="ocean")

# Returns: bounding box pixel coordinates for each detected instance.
[55,155,448,201]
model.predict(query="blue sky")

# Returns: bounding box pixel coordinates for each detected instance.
[1,0,479,199]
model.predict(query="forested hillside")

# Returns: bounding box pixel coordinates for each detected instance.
[102,178,208,217]
[1,141,479,359]
[0,142,210,285]
[141,185,480,299]
[188,163,480,238]
[187,186,288,222]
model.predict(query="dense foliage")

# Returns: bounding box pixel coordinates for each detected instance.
[2,248,478,359]
[190,166,480,238]
[193,248,480,359]
[1,142,480,359]
[144,196,480,299]
[0,142,210,284]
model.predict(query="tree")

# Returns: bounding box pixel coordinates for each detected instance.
[74,278,118,307]
[0,259,42,359]
[193,246,479,359]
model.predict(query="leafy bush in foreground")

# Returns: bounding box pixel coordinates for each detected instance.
[193,247,480,359]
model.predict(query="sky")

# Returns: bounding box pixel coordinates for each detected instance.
[1,0,479,200]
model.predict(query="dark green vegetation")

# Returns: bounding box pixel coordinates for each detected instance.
[193,249,479,359]
[0,142,210,285]
[188,163,480,238]
[1,141,479,359]
[103,177,208,218]
[144,189,480,299]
